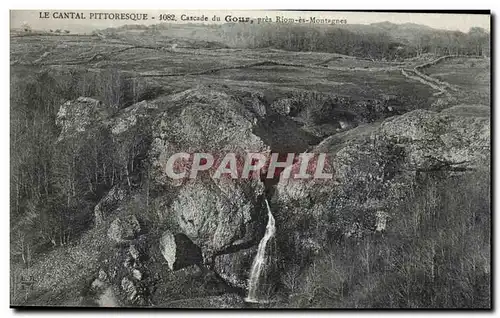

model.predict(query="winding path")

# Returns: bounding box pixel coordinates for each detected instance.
[401,55,483,95]
[400,55,468,96]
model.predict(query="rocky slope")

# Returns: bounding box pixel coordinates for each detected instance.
[40,83,491,306]
[273,105,490,264]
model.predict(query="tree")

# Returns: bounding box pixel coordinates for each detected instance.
[468,27,489,56]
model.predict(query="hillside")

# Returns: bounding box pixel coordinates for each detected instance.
[10,24,491,308]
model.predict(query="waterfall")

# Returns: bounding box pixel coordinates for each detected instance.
[245,198,276,303]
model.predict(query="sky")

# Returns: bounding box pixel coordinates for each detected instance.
[10,10,490,34]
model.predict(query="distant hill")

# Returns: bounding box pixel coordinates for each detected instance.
[337,21,476,44]
[371,21,433,30]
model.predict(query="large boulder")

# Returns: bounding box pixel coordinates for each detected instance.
[159,231,176,270]
[172,178,264,260]
[97,287,119,307]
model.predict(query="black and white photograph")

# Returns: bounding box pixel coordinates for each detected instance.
[9,9,491,309]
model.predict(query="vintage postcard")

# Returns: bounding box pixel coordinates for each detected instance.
[10,10,491,308]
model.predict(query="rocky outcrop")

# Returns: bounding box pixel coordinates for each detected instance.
[108,99,159,176]
[149,88,269,186]
[97,287,119,307]
[60,91,490,295]
[107,215,141,243]
[90,278,119,307]
[94,186,127,225]
[56,89,269,262]
[56,97,110,141]
[378,109,490,170]
[121,277,138,301]
[149,88,269,259]
[274,106,490,257]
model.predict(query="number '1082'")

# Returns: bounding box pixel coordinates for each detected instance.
[159,14,176,21]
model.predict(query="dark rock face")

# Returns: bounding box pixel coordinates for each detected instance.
[159,231,203,271]
[274,107,490,258]
[108,100,159,177]
[213,246,257,289]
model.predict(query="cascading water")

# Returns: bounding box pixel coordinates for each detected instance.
[245,198,276,303]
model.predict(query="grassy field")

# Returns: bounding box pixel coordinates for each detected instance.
[13,33,490,112]
[423,57,490,106]
[10,34,438,104]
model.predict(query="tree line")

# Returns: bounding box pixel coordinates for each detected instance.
[212,23,490,60]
